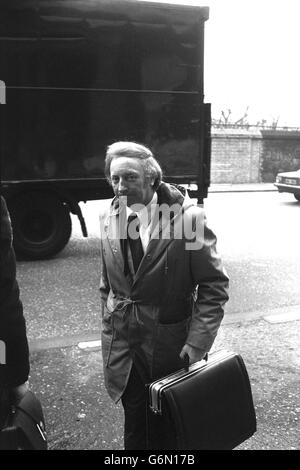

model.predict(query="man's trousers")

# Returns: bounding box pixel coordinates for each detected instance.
[121,364,176,450]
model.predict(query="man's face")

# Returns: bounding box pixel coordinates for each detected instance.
[110,156,154,207]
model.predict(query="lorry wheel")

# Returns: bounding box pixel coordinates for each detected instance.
[8,192,72,260]
[294,194,300,202]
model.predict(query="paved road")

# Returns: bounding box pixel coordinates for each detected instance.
[204,190,300,317]
[17,190,300,346]
[15,190,300,451]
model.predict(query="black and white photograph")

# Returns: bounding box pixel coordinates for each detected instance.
[0,0,299,455]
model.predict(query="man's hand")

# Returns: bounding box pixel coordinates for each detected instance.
[179,344,207,365]
[10,382,29,405]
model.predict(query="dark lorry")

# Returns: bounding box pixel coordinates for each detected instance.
[0,0,211,260]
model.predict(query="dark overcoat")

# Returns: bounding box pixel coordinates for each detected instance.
[99,183,229,402]
[0,196,30,427]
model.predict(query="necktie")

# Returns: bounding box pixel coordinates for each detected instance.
[127,213,144,273]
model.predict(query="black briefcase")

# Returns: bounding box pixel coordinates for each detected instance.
[148,350,256,450]
[0,390,47,450]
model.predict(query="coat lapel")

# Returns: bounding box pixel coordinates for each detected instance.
[104,185,186,289]
[132,204,184,285]
[104,202,128,278]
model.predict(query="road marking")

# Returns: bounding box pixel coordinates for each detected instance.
[78,340,101,350]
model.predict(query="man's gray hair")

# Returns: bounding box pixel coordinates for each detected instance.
[105,141,163,190]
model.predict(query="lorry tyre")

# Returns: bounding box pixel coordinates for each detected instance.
[294,194,300,202]
[8,192,72,260]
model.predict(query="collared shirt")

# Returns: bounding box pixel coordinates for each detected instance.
[126,192,158,252]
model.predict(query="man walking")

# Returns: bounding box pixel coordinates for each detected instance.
[99,141,229,449]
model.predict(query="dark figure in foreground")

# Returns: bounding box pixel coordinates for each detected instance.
[0,196,30,429]
[99,142,229,449]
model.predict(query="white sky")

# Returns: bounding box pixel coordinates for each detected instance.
[139,0,300,126]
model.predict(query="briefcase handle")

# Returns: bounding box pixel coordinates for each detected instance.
[183,352,208,372]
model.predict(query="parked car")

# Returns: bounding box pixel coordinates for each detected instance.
[274,170,300,201]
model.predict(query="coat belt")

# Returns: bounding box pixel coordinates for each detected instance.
[113,297,144,325]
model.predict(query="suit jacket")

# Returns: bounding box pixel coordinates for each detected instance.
[99,183,229,402]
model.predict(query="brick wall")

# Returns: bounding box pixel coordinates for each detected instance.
[210,127,300,184]
[211,127,262,183]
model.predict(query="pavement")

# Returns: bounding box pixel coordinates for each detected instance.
[27,306,300,452]
[209,182,277,193]
[25,184,300,453]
